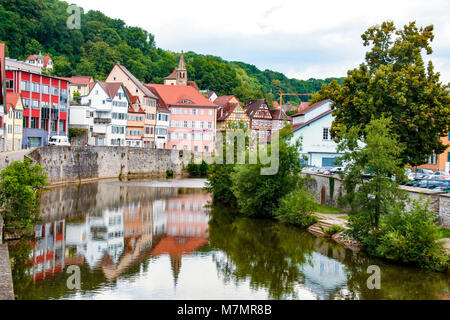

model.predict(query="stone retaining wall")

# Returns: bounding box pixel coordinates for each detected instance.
[0,244,14,300]
[28,146,205,184]
[304,171,450,229]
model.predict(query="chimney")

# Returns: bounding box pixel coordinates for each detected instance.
[226,102,230,112]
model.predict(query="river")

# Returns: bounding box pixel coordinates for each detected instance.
[7,179,450,300]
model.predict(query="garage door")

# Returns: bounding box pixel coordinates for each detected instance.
[322,157,338,167]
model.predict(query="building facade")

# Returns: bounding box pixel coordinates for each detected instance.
[81,81,129,146]
[291,100,343,167]
[4,93,23,151]
[417,134,450,174]
[60,76,94,99]
[126,93,145,148]
[106,62,158,148]
[5,62,69,148]
[148,84,217,153]
[244,99,273,142]
[215,95,250,130]
[25,53,53,71]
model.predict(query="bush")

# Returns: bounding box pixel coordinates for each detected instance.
[275,187,318,228]
[363,200,449,272]
[166,169,174,178]
[231,127,304,218]
[187,160,209,177]
[0,159,48,234]
[68,128,88,141]
[323,225,344,238]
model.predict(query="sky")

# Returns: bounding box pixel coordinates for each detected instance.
[70,0,450,83]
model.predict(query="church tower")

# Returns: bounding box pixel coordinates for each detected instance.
[164,52,188,86]
[176,53,187,86]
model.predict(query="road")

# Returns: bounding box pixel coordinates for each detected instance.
[0,149,35,169]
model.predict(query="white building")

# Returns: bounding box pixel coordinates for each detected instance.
[81,81,129,146]
[65,209,124,269]
[68,105,92,129]
[291,100,343,168]
[155,107,170,149]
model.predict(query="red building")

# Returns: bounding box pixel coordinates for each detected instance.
[4,65,69,148]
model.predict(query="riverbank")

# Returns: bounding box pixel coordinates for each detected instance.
[0,215,14,300]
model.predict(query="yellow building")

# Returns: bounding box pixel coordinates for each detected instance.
[214,95,250,130]
[4,93,23,151]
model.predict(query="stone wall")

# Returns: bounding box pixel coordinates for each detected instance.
[439,194,450,228]
[27,146,203,184]
[303,171,450,229]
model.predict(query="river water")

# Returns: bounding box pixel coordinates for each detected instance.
[7,179,449,300]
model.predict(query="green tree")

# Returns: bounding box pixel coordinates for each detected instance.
[339,117,407,240]
[312,21,450,167]
[0,159,48,234]
[230,126,303,218]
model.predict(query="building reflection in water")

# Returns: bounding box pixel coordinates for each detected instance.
[26,183,211,285]
[152,192,211,286]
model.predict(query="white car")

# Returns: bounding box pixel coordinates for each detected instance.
[48,136,71,146]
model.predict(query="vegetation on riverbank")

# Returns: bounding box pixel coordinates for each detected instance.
[0,159,48,237]
[338,117,448,272]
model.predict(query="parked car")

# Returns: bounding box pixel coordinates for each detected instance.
[407,169,433,181]
[48,136,71,146]
[426,172,450,180]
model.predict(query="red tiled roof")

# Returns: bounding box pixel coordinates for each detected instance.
[187,81,199,91]
[124,87,141,105]
[269,108,290,121]
[26,54,52,67]
[165,69,177,79]
[245,99,273,119]
[5,93,20,113]
[97,81,123,100]
[292,109,332,132]
[145,84,218,108]
[214,95,238,108]
[217,104,239,121]
[59,76,93,85]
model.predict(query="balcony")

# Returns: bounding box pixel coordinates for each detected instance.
[94,118,111,124]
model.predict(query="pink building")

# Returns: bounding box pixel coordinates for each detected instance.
[146,84,218,153]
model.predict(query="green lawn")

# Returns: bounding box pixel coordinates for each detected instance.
[315,204,346,214]
[438,227,450,239]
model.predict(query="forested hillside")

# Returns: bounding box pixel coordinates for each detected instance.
[0,0,343,105]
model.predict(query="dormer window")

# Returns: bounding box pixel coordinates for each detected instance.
[179,99,193,104]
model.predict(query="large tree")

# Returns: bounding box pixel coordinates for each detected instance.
[312,21,450,167]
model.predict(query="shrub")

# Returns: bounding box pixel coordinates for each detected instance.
[231,127,304,218]
[0,159,48,235]
[322,225,344,238]
[365,200,449,272]
[166,169,174,178]
[275,187,318,228]
[187,160,209,177]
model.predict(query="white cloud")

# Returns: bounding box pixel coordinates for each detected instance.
[70,0,450,82]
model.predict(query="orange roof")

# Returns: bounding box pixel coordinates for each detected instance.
[165,69,177,79]
[152,236,208,256]
[291,99,331,117]
[26,54,52,67]
[5,93,21,113]
[145,84,218,108]
[214,95,239,108]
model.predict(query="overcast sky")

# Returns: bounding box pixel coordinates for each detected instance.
[70,0,450,83]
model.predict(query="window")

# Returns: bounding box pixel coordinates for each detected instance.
[23,116,28,128]
[42,85,49,94]
[7,124,12,134]
[41,118,47,130]
[51,120,56,132]
[323,128,330,140]
[448,152,450,162]
[428,153,437,165]
[20,81,30,91]
[6,79,14,89]
[23,99,30,108]
[208,122,212,129]
[31,117,39,129]
[192,109,197,115]
[204,146,209,152]
[32,100,39,109]
[52,87,59,95]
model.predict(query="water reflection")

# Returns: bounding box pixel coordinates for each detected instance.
[8,180,450,300]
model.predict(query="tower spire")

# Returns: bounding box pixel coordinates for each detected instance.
[176,52,187,86]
